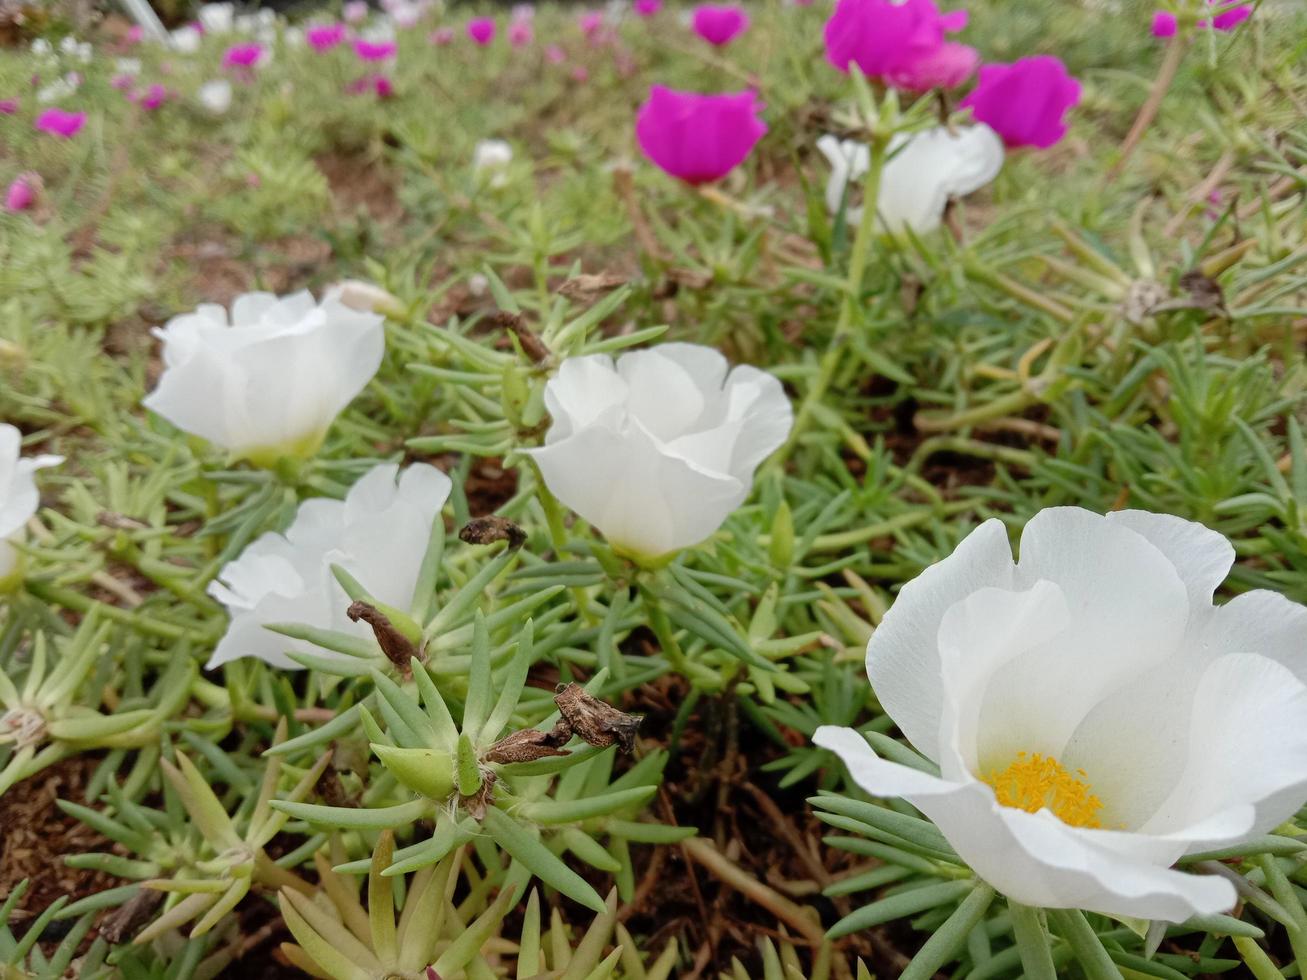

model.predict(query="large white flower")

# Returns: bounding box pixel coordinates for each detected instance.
[815,507,1307,922]
[0,424,63,585]
[207,463,451,670]
[816,125,1003,236]
[526,343,792,560]
[142,291,385,466]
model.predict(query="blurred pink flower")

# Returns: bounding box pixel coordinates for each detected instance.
[579,10,606,40]
[508,17,534,47]
[570,65,590,82]
[5,174,36,212]
[467,17,496,44]
[545,44,566,63]
[634,0,662,14]
[430,26,455,44]
[691,4,750,46]
[35,107,86,138]
[125,25,145,45]
[959,55,1081,149]
[343,1,369,24]
[824,0,967,83]
[111,73,135,90]
[885,40,977,91]
[223,43,265,69]
[307,23,348,51]
[0,99,18,115]
[354,38,397,60]
[635,85,767,185]
[1151,11,1178,35]
[139,83,171,110]
[1207,2,1252,29]
[346,73,394,97]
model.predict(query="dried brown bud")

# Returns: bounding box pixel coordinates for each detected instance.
[96,511,148,531]
[558,272,627,302]
[100,887,164,944]
[460,770,496,821]
[483,725,572,765]
[346,601,418,670]
[553,683,642,753]
[489,310,551,363]
[315,756,354,808]
[459,516,526,551]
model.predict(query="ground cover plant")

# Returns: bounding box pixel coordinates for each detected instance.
[2,0,1307,976]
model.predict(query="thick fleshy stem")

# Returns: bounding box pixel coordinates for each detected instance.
[777,130,890,462]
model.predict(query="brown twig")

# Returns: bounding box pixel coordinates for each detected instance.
[1108,36,1189,182]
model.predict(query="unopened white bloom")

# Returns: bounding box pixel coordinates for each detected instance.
[207,463,451,669]
[328,280,404,318]
[816,507,1307,922]
[527,344,792,560]
[197,79,233,114]
[0,424,62,586]
[473,140,513,187]
[816,125,1003,236]
[198,2,235,34]
[142,291,385,466]
[170,25,202,53]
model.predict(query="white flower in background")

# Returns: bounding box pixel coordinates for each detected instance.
[388,2,423,28]
[527,343,793,560]
[58,36,93,63]
[36,72,81,104]
[815,507,1307,921]
[235,9,279,45]
[207,463,451,669]
[473,139,514,187]
[816,125,1003,236]
[198,2,235,34]
[115,57,142,76]
[283,26,305,47]
[197,78,233,114]
[0,424,62,587]
[171,25,202,53]
[142,291,385,466]
[360,22,398,44]
[30,38,52,58]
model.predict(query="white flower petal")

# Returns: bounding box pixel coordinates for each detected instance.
[1105,510,1234,611]
[878,125,1003,235]
[976,508,1190,764]
[617,347,714,441]
[865,518,1016,761]
[816,726,1236,921]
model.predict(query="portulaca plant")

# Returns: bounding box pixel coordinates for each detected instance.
[817,507,1307,924]
[142,291,385,468]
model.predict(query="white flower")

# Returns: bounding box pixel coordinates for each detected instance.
[815,507,1307,922]
[198,2,235,34]
[115,57,142,76]
[171,25,203,53]
[58,36,93,63]
[526,343,792,560]
[816,125,1003,236]
[36,72,80,104]
[473,139,514,187]
[207,463,451,669]
[31,39,52,58]
[142,291,385,466]
[388,2,423,28]
[197,79,233,114]
[0,424,62,585]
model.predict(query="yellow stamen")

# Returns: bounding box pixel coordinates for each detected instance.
[981,752,1103,828]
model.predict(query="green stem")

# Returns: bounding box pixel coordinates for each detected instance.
[1047,908,1125,980]
[900,882,997,980]
[778,133,890,462]
[24,581,215,643]
[1009,902,1058,980]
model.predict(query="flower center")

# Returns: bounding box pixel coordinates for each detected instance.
[981,752,1103,828]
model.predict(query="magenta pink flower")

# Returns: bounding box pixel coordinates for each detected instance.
[223,43,265,69]
[960,55,1081,149]
[691,4,750,46]
[307,23,348,51]
[1151,11,1178,35]
[545,44,566,63]
[346,73,394,98]
[824,0,966,82]
[430,26,455,45]
[508,17,534,47]
[5,174,36,212]
[579,10,606,39]
[34,107,86,138]
[353,38,397,60]
[0,99,17,115]
[885,39,977,91]
[125,25,145,45]
[138,83,171,110]
[467,17,496,44]
[635,85,767,185]
[111,74,135,91]
[1207,3,1252,29]
[634,0,662,14]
